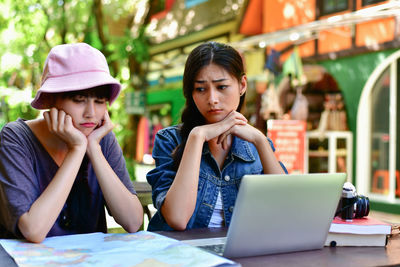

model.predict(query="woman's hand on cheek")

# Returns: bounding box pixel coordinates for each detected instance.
[87,110,113,146]
[44,108,87,150]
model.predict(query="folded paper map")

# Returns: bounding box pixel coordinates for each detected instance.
[0,231,237,267]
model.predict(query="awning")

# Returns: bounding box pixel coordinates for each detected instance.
[231,1,400,50]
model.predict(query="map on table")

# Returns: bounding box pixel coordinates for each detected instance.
[0,231,237,267]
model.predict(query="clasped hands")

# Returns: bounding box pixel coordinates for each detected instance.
[194,110,263,150]
[43,108,113,153]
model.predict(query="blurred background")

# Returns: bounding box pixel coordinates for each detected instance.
[1,0,400,224]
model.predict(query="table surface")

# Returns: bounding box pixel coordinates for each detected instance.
[132,181,152,206]
[2,227,400,267]
[4,182,398,266]
[157,227,400,267]
[132,181,152,194]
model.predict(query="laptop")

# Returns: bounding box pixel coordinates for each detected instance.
[183,173,346,258]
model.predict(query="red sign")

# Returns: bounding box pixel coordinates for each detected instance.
[267,120,306,174]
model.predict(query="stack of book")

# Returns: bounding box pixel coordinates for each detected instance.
[325,217,392,247]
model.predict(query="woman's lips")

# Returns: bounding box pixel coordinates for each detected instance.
[80,122,97,128]
[208,109,223,114]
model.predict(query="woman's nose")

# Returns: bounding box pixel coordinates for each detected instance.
[208,88,218,105]
[84,100,95,117]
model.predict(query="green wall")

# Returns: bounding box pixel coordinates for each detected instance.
[319,49,397,182]
[319,49,397,134]
[146,88,185,125]
[320,49,400,214]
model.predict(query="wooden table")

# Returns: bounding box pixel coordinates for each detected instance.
[158,227,400,267]
[2,227,400,266]
[133,181,152,228]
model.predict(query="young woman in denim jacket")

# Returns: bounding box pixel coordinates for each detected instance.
[147,42,287,231]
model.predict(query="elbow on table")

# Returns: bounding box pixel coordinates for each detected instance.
[161,202,192,231]
[164,215,189,231]
[20,227,47,243]
[118,207,144,233]
[123,224,141,234]
[18,216,47,243]
[171,223,187,231]
[123,216,144,233]
[26,234,46,244]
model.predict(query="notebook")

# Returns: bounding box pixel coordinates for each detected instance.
[183,173,346,258]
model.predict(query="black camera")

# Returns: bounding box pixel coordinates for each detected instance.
[335,182,370,221]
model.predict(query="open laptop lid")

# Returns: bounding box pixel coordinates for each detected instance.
[223,173,346,258]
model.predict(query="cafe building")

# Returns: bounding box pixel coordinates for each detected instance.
[137,0,400,214]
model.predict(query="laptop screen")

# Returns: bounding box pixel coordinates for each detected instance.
[223,173,346,257]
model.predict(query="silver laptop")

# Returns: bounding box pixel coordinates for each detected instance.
[183,173,346,258]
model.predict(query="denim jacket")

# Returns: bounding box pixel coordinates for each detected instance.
[146,125,287,231]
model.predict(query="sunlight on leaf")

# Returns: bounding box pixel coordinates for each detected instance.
[1,53,22,70]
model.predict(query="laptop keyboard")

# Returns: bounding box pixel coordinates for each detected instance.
[197,243,225,256]
[182,237,227,256]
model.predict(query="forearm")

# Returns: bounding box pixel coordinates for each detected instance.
[161,130,204,230]
[87,143,143,233]
[253,131,286,174]
[18,147,86,243]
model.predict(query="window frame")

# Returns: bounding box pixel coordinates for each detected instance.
[318,0,349,16]
[356,50,399,203]
[361,0,386,7]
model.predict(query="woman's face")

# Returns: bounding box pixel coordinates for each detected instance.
[192,63,246,124]
[54,94,108,136]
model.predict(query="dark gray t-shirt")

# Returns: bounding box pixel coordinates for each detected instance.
[0,118,136,238]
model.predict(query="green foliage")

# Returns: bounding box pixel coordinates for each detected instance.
[128,26,150,64]
[0,87,39,126]
[0,0,151,168]
[7,102,38,121]
[110,25,149,66]
[109,89,133,147]
[83,16,103,50]
[124,157,137,181]
[0,13,8,32]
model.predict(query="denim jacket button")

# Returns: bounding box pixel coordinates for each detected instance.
[224,175,230,181]
[229,206,234,213]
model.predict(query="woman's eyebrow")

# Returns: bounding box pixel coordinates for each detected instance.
[212,78,227,83]
[194,78,227,83]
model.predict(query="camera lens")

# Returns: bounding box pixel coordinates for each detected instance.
[340,188,356,221]
[354,195,370,218]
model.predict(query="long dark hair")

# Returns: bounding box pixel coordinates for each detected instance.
[171,41,246,170]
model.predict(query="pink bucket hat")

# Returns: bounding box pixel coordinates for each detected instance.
[31,43,121,109]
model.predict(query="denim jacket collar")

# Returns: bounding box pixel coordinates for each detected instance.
[201,136,256,162]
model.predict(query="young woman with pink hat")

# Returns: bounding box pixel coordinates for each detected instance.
[0,43,143,242]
